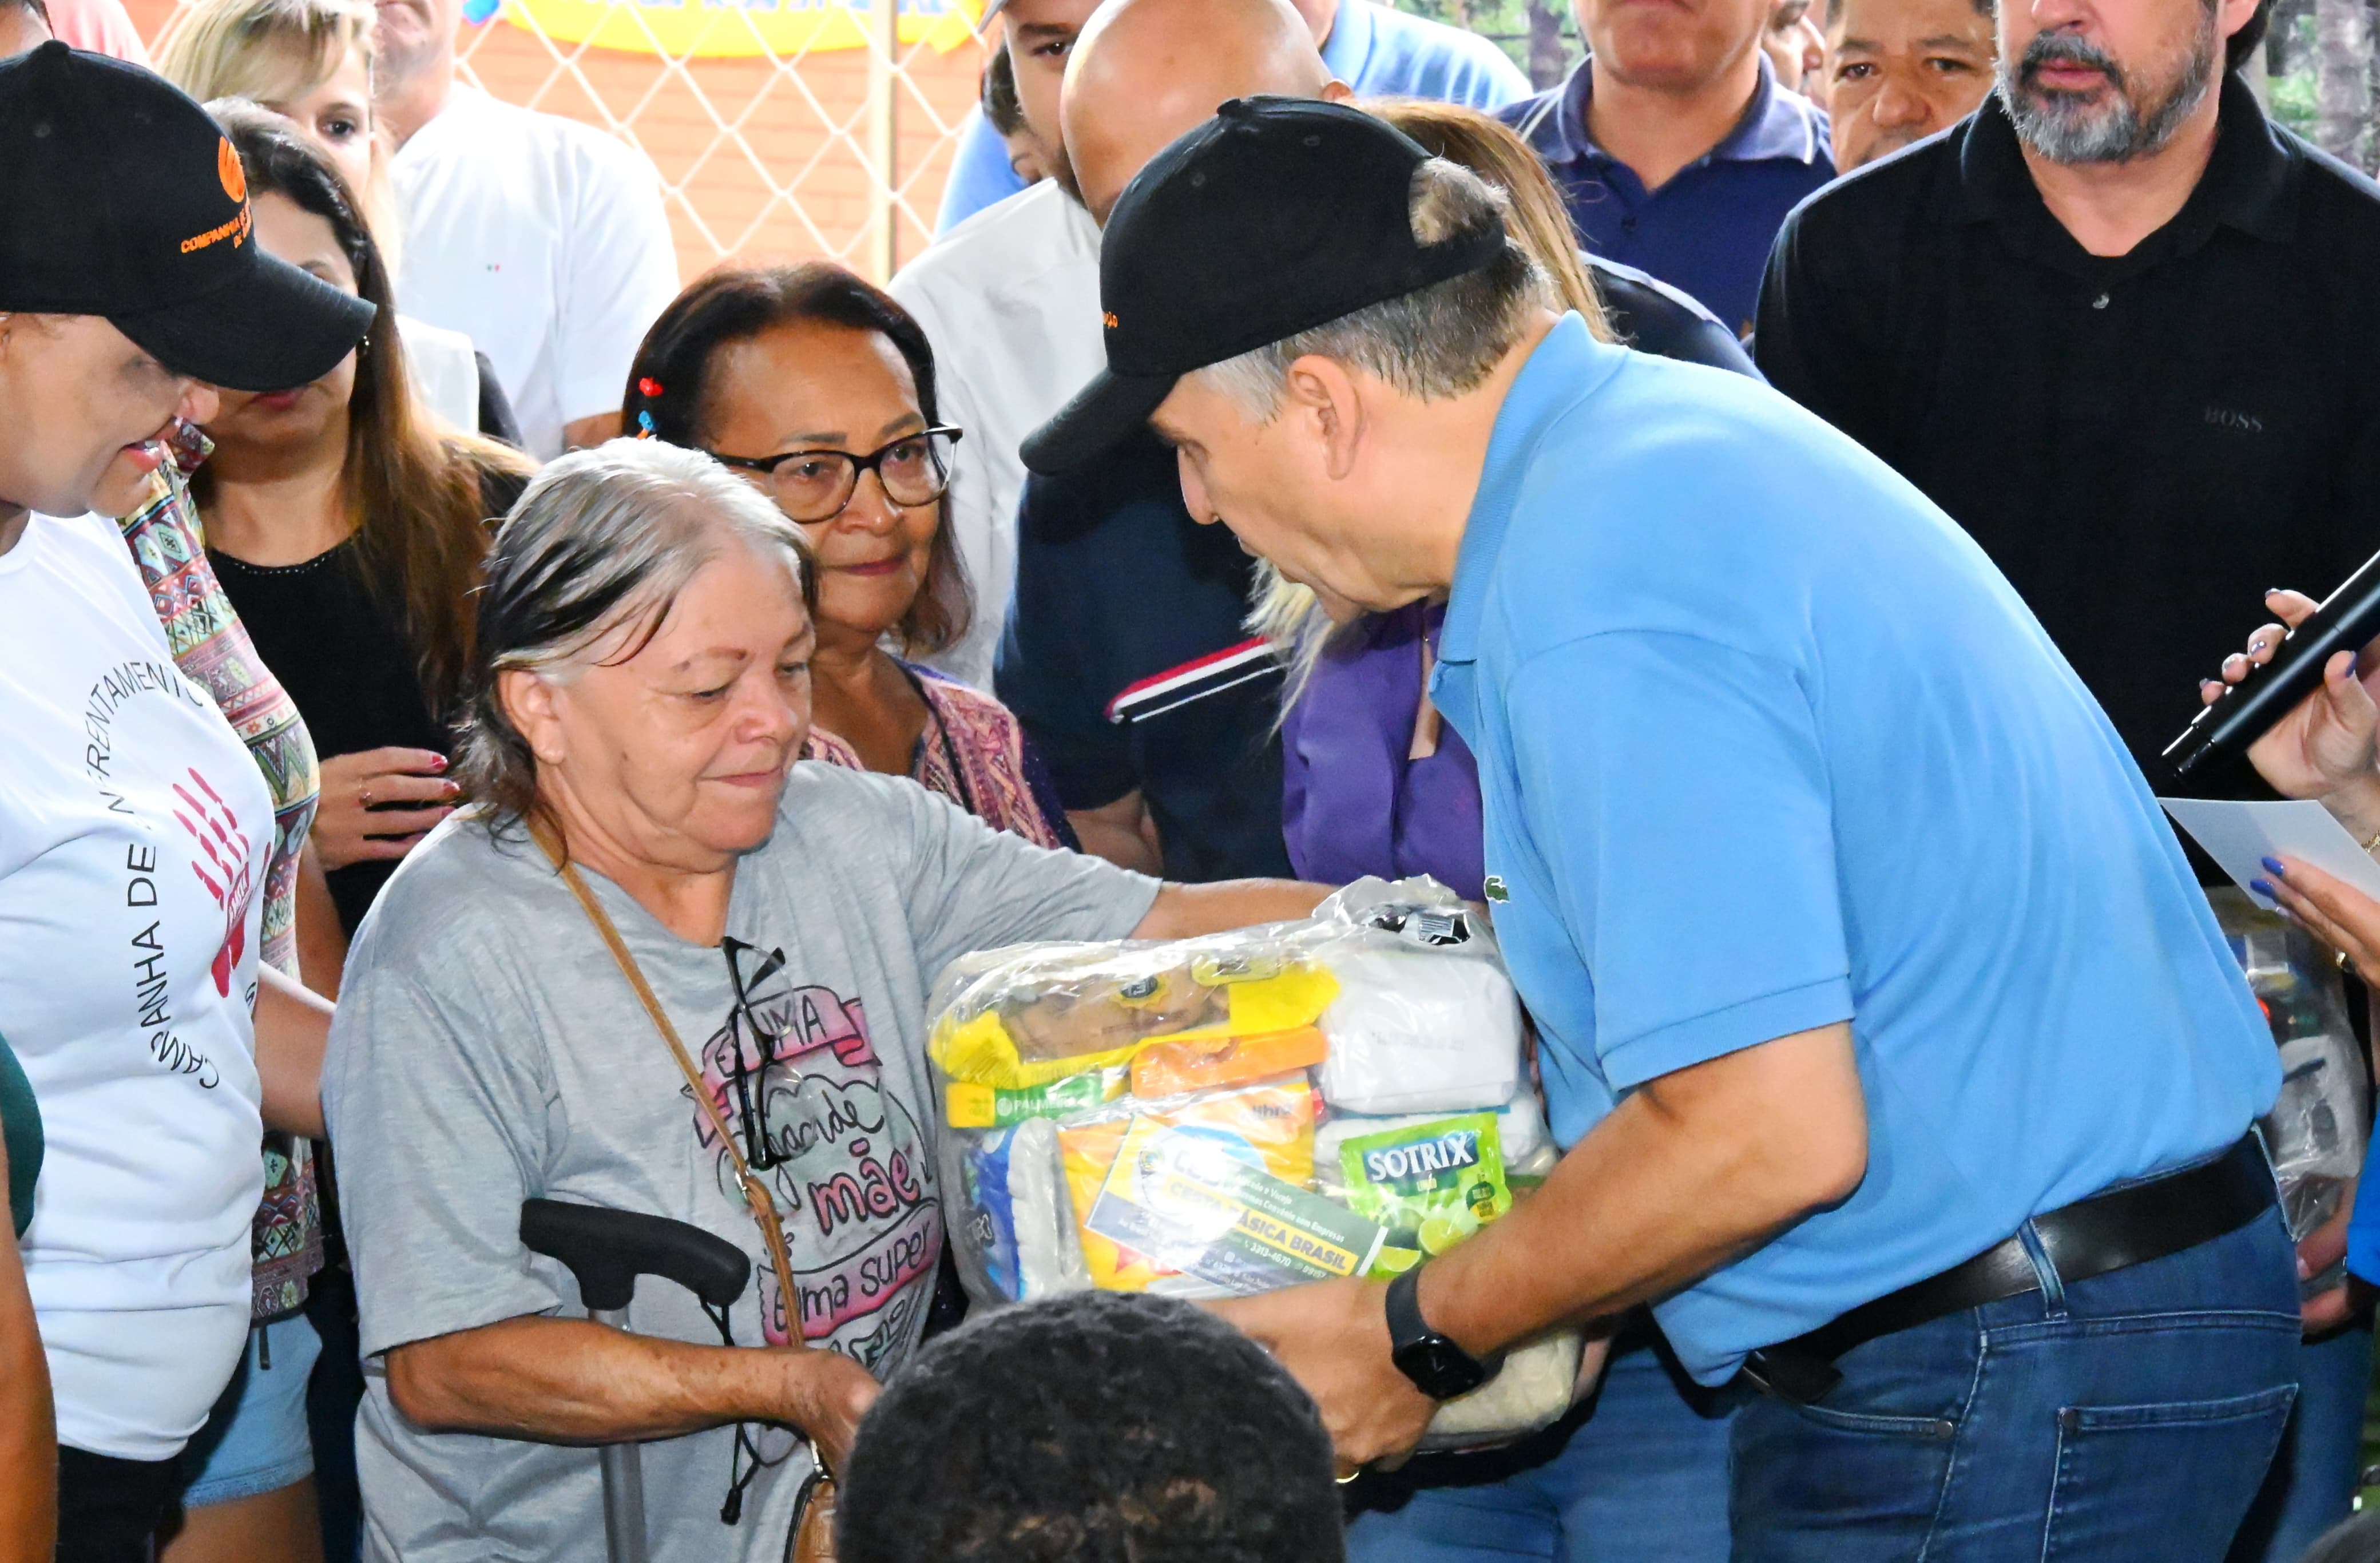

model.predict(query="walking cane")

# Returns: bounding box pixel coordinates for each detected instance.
[519,1197,753,1563]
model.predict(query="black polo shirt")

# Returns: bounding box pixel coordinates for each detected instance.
[996,428,1295,884]
[1755,76,2380,805]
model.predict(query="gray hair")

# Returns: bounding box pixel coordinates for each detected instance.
[1196,157,1552,419]
[453,438,814,832]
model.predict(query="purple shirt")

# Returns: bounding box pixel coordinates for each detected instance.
[1280,601,1487,900]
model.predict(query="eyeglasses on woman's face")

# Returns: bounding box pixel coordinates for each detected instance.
[708,426,963,525]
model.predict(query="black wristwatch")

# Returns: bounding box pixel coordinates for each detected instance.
[1385,1263,1498,1399]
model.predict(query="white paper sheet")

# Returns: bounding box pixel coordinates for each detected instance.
[2160,798,2380,907]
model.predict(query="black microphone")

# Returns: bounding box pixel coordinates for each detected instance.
[2166,546,2380,776]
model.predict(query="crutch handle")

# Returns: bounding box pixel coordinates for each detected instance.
[519,1198,752,1314]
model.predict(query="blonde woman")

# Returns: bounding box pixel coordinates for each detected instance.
[154,0,516,443]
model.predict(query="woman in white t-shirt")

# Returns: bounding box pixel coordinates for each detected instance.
[0,44,371,1563]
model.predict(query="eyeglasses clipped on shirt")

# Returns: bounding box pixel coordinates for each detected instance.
[707,426,964,524]
[720,935,805,1172]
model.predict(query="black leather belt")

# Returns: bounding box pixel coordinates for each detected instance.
[1740,1133,2276,1405]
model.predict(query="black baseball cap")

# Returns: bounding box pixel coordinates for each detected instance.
[0,42,375,391]
[1020,96,1505,475]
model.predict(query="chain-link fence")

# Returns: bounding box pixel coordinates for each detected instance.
[111,0,2380,285]
[123,0,998,284]
[115,0,1589,288]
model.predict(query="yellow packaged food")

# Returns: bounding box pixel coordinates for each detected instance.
[930,959,1340,1090]
[1128,1026,1329,1098]
[1054,1077,1317,1291]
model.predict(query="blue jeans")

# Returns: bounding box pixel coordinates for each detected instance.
[2227,1319,2374,1563]
[1731,1208,2302,1563]
[1345,1323,1737,1562]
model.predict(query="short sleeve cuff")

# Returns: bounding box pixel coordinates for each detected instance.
[358,1274,564,1363]
[1080,867,1164,942]
[1601,974,1855,1092]
[1044,757,1140,813]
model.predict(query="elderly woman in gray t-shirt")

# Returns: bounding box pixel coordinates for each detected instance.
[320,440,1326,1563]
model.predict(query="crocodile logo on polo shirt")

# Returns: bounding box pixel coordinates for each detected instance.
[1482,875,1509,903]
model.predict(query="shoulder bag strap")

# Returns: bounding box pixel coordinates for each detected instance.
[523,819,805,1362]
[527,817,847,1562]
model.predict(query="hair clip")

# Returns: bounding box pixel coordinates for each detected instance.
[636,410,657,438]
[637,377,664,399]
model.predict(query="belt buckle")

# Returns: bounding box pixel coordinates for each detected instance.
[1741,1348,1844,1406]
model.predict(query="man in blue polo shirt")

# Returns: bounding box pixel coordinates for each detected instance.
[934,0,1530,235]
[1024,97,2295,1561]
[1503,0,1830,334]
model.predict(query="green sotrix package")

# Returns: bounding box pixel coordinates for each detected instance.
[1337,1113,1510,1264]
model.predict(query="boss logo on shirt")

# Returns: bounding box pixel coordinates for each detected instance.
[2203,406,2264,434]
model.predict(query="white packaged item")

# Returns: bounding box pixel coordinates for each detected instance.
[1318,947,1524,1115]
[1497,1092,1554,1175]
[1423,1332,1586,1450]
[1007,1117,1090,1299]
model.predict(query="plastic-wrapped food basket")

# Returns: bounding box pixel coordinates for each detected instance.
[929,877,1582,1449]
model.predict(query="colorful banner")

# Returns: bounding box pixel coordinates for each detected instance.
[489,0,986,60]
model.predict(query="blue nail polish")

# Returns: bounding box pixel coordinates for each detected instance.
[2251,878,2277,899]
[2263,857,2286,876]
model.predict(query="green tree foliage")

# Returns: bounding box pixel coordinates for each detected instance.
[1391,0,1586,89]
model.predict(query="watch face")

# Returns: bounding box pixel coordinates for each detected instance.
[1394,1335,1489,1399]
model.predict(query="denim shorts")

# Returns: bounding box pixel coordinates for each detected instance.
[178,1312,322,1508]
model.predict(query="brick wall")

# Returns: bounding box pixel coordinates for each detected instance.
[121,0,988,285]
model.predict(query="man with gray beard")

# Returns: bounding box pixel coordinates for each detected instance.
[1753,0,2380,1556]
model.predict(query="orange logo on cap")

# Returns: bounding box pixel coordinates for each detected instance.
[180,138,253,255]
[1103,311,1120,330]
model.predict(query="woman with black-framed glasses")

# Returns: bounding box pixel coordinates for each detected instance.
[625,264,1077,853]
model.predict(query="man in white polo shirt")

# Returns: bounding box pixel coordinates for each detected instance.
[374,0,679,459]
[888,0,1105,690]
